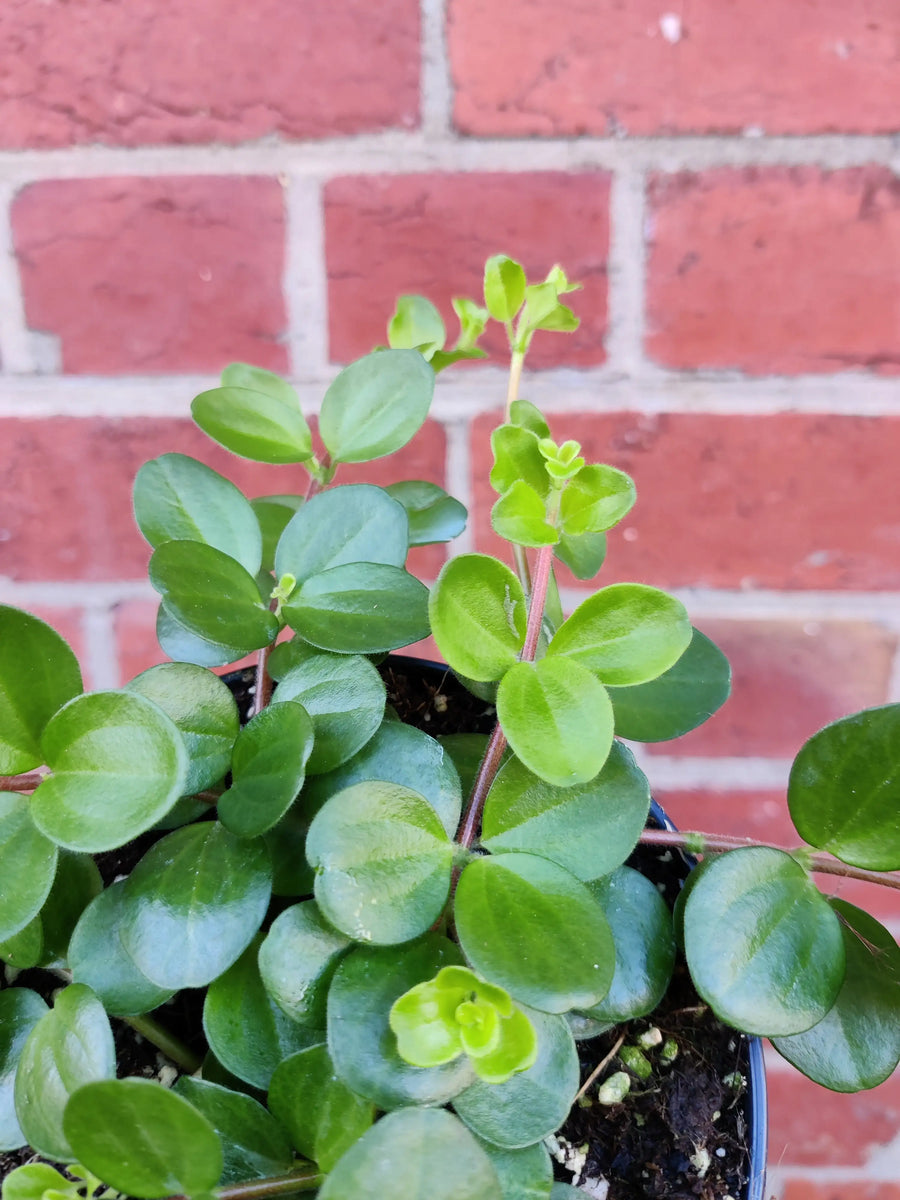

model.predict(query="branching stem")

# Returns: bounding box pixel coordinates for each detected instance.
[121,1014,203,1074]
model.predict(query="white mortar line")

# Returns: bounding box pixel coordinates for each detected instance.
[82,603,122,689]
[443,417,474,554]
[638,755,792,791]
[0,580,156,606]
[283,173,329,375]
[420,0,454,139]
[886,641,900,703]
[604,166,647,376]
[0,182,35,373]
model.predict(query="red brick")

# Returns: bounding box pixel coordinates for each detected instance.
[13,178,287,374]
[325,174,610,367]
[647,620,896,759]
[0,0,418,149]
[113,599,263,686]
[471,412,900,589]
[647,167,900,374]
[782,1183,900,1200]
[0,417,447,582]
[449,0,900,136]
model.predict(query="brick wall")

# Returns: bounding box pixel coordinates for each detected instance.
[1,3,899,1191]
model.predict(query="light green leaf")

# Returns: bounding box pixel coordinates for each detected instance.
[258,900,352,1027]
[388,295,446,359]
[0,989,48,1151]
[133,453,263,576]
[492,481,558,547]
[496,658,614,787]
[0,606,82,774]
[554,529,607,581]
[559,464,635,536]
[319,349,435,464]
[508,400,550,439]
[484,255,526,323]
[0,1163,72,1200]
[155,601,248,669]
[173,1077,293,1185]
[490,425,550,500]
[192,374,313,465]
[384,480,467,546]
[684,847,846,1036]
[33,691,188,853]
[429,555,526,682]
[0,794,58,943]
[548,583,692,685]
[0,916,43,971]
[478,1141,552,1200]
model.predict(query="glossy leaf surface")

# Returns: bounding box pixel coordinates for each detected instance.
[191,376,312,464]
[384,480,467,546]
[429,555,526,682]
[0,988,47,1151]
[258,900,352,1027]
[37,849,101,966]
[174,1077,293,1184]
[156,601,247,669]
[0,794,58,942]
[251,494,304,572]
[218,701,313,838]
[478,1141,552,1200]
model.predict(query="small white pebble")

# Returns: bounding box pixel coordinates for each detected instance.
[716,1147,727,1158]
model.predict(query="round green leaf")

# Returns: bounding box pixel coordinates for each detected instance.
[607,628,731,742]
[191,381,312,464]
[258,900,352,1026]
[125,661,240,795]
[491,481,558,548]
[0,916,43,971]
[581,866,676,1023]
[275,484,409,585]
[452,1008,579,1149]
[121,821,272,989]
[301,720,462,838]
[384,481,467,546]
[429,555,527,682]
[554,529,607,581]
[33,691,188,852]
[548,584,692,685]
[269,1044,374,1172]
[69,882,175,1017]
[319,349,435,464]
[174,1076,293,1185]
[64,1078,223,1199]
[0,1163,71,1200]
[481,741,650,880]
[272,651,386,774]
[0,606,82,774]
[218,701,314,838]
[284,563,430,654]
[490,424,550,500]
[327,937,475,1109]
[496,658,614,787]
[318,1107,498,1200]
[203,937,323,1090]
[772,899,900,1091]
[0,989,48,1151]
[149,541,280,655]
[306,782,453,944]
[251,494,304,573]
[388,294,446,358]
[156,601,248,669]
[14,984,115,1161]
[37,849,101,966]
[484,255,526,323]
[264,806,315,897]
[455,853,615,1013]
[0,793,58,942]
[478,1141,553,1200]
[133,453,263,576]
[684,846,846,1036]
[559,464,635,536]
[788,705,900,870]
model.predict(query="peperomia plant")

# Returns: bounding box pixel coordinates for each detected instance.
[1,253,900,1200]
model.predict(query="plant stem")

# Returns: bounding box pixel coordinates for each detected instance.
[0,770,47,793]
[639,828,900,891]
[252,642,274,717]
[121,1014,203,1074]
[505,350,524,418]
[169,1167,324,1200]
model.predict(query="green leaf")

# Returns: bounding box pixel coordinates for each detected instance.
[429,555,526,682]
[63,1078,223,1199]
[264,806,315,897]
[438,733,493,800]
[484,255,526,323]
[0,606,82,774]
[492,482,558,547]
[217,701,314,838]
[268,1044,374,1172]
[788,705,900,870]
[771,900,900,1091]
[155,601,247,669]
[519,282,559,331]
[608,628,731,742]
[251,495,304,573]
[451,296,490,349]
[121,822,272,989]
[307,782,453,944]
[203,938,323,1090]
[318,1107,499,1200]
[429,346,488,371]
[0,989,48,1151]
[0,1164,73,1200]
[0,794,58,942]
[68,882,175,1017]
[133,453,263,576]
[173,1077,293,1185]
[301,720,462,838]
[496,658,614,787]
[581,867,676,1023]
[327,937,475,1109]
[191,375,313,465]
[274,484,409,586]
[388,295,446,359]
[0,917,43,971]
[33,691,188,853]
[319,349,435,464]
[452,1008,579,1149]
[508,400,550,439]
[559,464,635,536]
[490,425,550,500]
[272,651,385,774]
[14,984,115,1161]
[554,529,607,581]
[125,661,240,795]
[259,900,352,1027]
[384,480,467,546]
[548,584,692,685]
[481,741,650,881]
[283,563,430,654]
[149,542,280,656]
[684,847,846,1036]
[37,849,101,966]
[455,853,615,1013]
[478,1141,552,1200]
